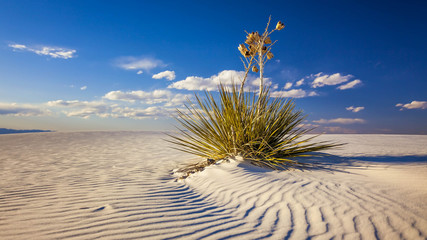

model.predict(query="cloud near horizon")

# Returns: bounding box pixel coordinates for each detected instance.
[313,118,366,124]
[8,43,76,59]
[103,89,191,106]
[47,99,178,119]
[322,126,358,134]
[168,70,276,91]
[152,70,176,80]
[396,101,427,110]
[0,102,50,116]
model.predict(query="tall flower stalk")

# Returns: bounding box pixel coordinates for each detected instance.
[238,16,284,96]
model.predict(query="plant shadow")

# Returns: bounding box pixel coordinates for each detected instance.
[237,153,427,174]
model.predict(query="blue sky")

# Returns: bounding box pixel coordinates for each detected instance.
[0,0,426,133]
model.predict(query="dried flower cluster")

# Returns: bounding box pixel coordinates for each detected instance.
[238,19,284,60]
[237,16,285,94]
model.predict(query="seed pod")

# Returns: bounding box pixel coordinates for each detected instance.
[238,44,248,57]
[276,21,285,30]
[261,46,267,54]
[267,52,274,59]
[252,65,259,73]
[249,44,257,55]
[245,32,255,44]
[264,37,272,44]
[253,32,261,42]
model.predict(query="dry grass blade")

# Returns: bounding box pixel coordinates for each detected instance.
[166,84,343,172]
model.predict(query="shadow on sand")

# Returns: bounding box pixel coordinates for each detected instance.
[237,154,427,174]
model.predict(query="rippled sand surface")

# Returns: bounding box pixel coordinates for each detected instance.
[0,132,426,239]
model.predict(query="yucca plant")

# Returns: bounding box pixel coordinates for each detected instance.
[168,17,341,176]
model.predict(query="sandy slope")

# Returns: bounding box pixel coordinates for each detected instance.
[0,132,426,239]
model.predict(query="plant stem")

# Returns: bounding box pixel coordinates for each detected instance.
[239,57,254,99]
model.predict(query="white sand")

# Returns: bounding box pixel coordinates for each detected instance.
[0,132,426,239]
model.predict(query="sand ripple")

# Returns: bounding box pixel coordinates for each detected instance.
[0,132,426,239]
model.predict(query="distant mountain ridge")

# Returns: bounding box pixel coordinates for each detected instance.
[0,128,53,134]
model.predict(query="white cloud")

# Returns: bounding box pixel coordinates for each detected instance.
[295,78,304,87]
[337,79,362,90]
[271,89,317,98]
[168,70,244,91]
[0,102,50,116]
[80,86,87,90]
[103,89,190,106]
[47,99,177,119]
[164,94,191,107]
[322,126,357,134]
[137,70,143,75]
[116,56,164,71]
[47,100,113,119]
[110,106,172,119]
[104,90,168,103]
[9,44,27,49]
[168,70,275,91]
[346,106,364,112]
[297,123,320,128]
[284,82,293,90]
[47,100,109,110]
[311,72,354,88]
[396,101,427,110]
[152,70,176,81]
[34,47,76,59]
[9,43,76,59]
[313,118,366,124]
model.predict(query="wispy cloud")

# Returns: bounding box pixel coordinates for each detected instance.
[311,72,354,88]
[48,100,113,119]
[152,70,176,80]
[115,56,165,72]
[9,43,26,49]
[47,100,99,107]
[284,82,293,90]
[168,70,276,91]
[137,70,143,75]
[111,106,171,119]
[270,89,317,98]
[322,126,358,134]
[313,118,365,124]
[47,99,178,119]
[80,86,87,90]
[103,89,190,106]
[396,101,427,110]
[0,102,50,116]
[295,78,304,87]
[8,43,76,59]
[337,79,362,90]
[346,106,364,112]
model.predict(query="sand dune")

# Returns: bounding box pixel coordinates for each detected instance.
[0,132,426,239]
